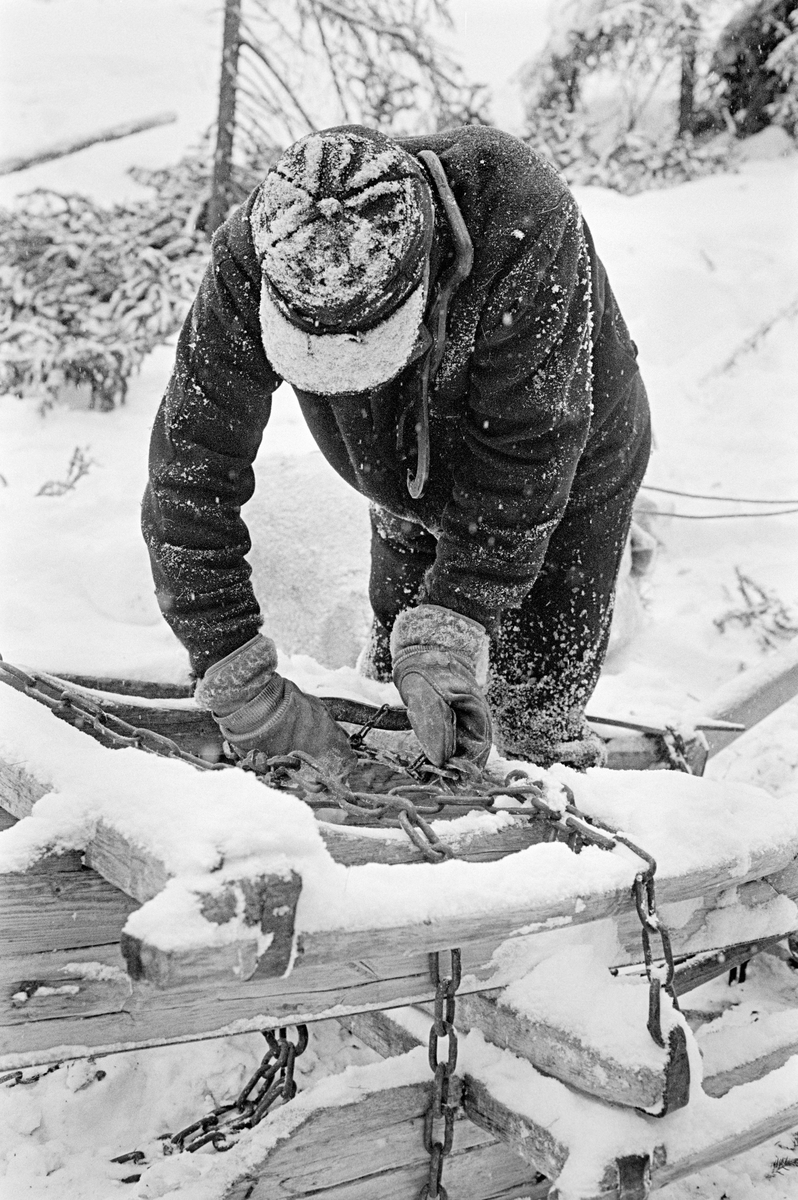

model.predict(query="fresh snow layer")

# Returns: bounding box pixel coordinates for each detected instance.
[3,685,798,962]
[499,944,682,1072]
[0,1021,386,1200]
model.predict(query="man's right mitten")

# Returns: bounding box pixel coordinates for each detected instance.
[390,604,492,767]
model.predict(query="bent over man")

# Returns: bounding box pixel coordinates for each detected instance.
[142,124,651,772]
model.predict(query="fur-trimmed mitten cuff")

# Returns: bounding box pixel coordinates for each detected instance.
[390,604,490,684]
[194,634,279,717]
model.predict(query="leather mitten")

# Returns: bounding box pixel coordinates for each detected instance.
[195,634,355,769]
[391,604,492,767]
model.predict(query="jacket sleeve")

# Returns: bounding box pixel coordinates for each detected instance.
[422,195,594,632]
[141,199,280,677]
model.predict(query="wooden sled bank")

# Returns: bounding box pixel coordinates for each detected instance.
[2,640,798,1200]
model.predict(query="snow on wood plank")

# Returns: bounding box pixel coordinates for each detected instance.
[612,877,798,965]
[464,1029,798,1198]
[318,814,547,865]
[39,633,798,772]
[337,1010,629,1193]
[348,1010,798,1200]
[454,995,690,1117]
[3,685,798,996]
[219,1082,539,1200]
[3,877,795,1070]
[698,1002,798,1098]
[694,636,798,758]
[145,1060,545,1200]
[350,982,689,1118]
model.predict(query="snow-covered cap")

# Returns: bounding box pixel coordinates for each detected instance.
[251,126,435,395]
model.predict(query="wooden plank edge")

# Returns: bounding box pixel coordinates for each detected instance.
[452,991,690,1117]
[698,637,798,757]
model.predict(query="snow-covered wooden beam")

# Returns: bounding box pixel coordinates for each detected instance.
[338,1009,664,1195]
[5,733,798,999]
[338,1007,798,1200]
[115,836,798,991]
[48,638,798,773]
[1,845,795,1081]
[3,682,798,1067]
[694,636,798,758]
[0,754,546,871]
[203,1054,549,1200]
[593,638,798,771]
[345,985,690,1119]
[4,858,796,1070]
[452,991,691,1116]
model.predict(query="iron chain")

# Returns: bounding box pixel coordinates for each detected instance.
[506,774,681,1048]
[170,1025,309,1153]
[661,725,695,774]
[112,1026,309,1178]
[0,657,549,864]
[629,858,680,1046]
[0,658,224,772]
[420,949,461,1200]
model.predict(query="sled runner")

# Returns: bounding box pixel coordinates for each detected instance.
[2,641,798,1199]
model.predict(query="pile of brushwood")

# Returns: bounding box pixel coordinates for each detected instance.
[0,150,260,412]
[523,109,733,195]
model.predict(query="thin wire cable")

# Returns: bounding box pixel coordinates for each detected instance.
[644,506,798,520]
[641,484,798,505]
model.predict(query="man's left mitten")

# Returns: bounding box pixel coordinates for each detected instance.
[391,604,492,767]
[195,634,354,769]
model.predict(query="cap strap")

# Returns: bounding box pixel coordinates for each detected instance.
[406,152,473,500]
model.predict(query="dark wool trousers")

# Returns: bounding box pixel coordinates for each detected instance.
[365,406,651,758]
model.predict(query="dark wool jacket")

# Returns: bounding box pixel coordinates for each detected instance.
[142,126,650,677]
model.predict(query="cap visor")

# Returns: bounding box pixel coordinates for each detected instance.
[260,275,427,396]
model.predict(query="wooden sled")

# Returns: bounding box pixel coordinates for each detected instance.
[2,639,798,1199]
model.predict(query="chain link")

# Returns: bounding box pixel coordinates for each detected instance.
[1,1063,63,1088]
[661,725,694,774]
[420,950,461,1200]
[629,856,681,1046]
[112,1026,308,1177]
[170,1025,309,1153]
[499,775,680,1047]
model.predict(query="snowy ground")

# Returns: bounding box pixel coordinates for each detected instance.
[2,1,798,1192]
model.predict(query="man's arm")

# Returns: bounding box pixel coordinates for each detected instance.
[422,193,594,632]
[141,199,280,677]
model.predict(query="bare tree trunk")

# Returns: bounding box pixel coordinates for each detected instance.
[678,42,696,134]
[208,0,242,234]
[678,6,698,136]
